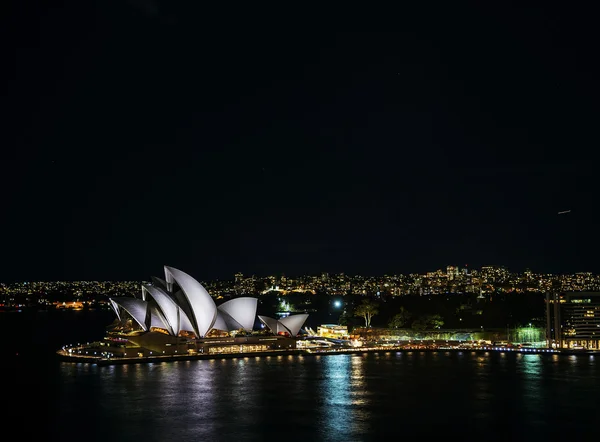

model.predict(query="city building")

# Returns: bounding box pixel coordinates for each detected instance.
[317,324,349,339]
[546,291,600,349]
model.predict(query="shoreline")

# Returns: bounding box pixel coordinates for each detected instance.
[56,345,597,366]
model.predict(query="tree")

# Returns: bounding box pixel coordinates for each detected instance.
[411,314,444,330]
[338,310,349,326]
[354,299,379,328]
[411,318,427,331]
[388,307,411,328]
[426,314,444,329]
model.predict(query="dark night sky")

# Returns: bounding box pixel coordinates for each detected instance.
[1,2,598,281]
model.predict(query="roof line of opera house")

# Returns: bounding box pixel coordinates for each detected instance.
[109,266,308,338]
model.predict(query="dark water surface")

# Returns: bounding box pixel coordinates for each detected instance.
[2,310,598,441]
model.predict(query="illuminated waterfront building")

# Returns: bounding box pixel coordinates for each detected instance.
[104,266,309,357]
[546,291,600,350]
[317,324,349,339]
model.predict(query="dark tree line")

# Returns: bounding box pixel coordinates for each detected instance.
[253,290,546,330]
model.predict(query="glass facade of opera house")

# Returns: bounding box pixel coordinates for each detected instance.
[64,266,309,359]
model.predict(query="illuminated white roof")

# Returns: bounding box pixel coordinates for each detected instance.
[164,266,217,338]
[109,267,265,338]
[217,297,258,331]
[142,285,180,335]
[112,297,149,331]
[258,314,309,336]
[178,305,195,333]
[279,314,309,337]
[149,306,166,329]
[258,315,279,333]
[109,299,121,321]
[212,311,230,331]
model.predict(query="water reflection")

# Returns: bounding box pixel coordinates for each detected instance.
[93,360,219,440]
[318,355,369,441]
[519,354,543,420]
[350,355,367,405]
[214,358,260,435]
[472,353,492,420]
[50,350,600,442]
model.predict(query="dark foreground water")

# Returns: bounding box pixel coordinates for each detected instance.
[2,310,599,441]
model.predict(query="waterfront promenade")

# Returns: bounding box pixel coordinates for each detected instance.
[56,343,594,366]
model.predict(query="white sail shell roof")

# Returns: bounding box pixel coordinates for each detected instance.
[149,306,167,329]
[178,306,195,333]
[109,267,266,338]
[142,285,180,335]
[164,266,217,338]
[217,297,258,331]
[112,297,149,331]
[109,299,121,321]
[258,314,308,336]
[212,311,230,331]
[258,315,279,334]
[279,314,309,337]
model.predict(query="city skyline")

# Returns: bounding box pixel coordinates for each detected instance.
[3,4,597,282]
[2,263,599,288]
[0,261,599,283]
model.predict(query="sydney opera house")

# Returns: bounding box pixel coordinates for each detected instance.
[101,266,309,358]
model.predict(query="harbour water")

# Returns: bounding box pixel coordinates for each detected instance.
[3,310,599,441]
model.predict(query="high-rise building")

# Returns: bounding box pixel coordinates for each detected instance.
[446,266,458,280]
[546,291,600,349]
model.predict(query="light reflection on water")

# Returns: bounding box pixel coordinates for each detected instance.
[50,351,600,442]
[318,355,370,440]
[518,354,544,426]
